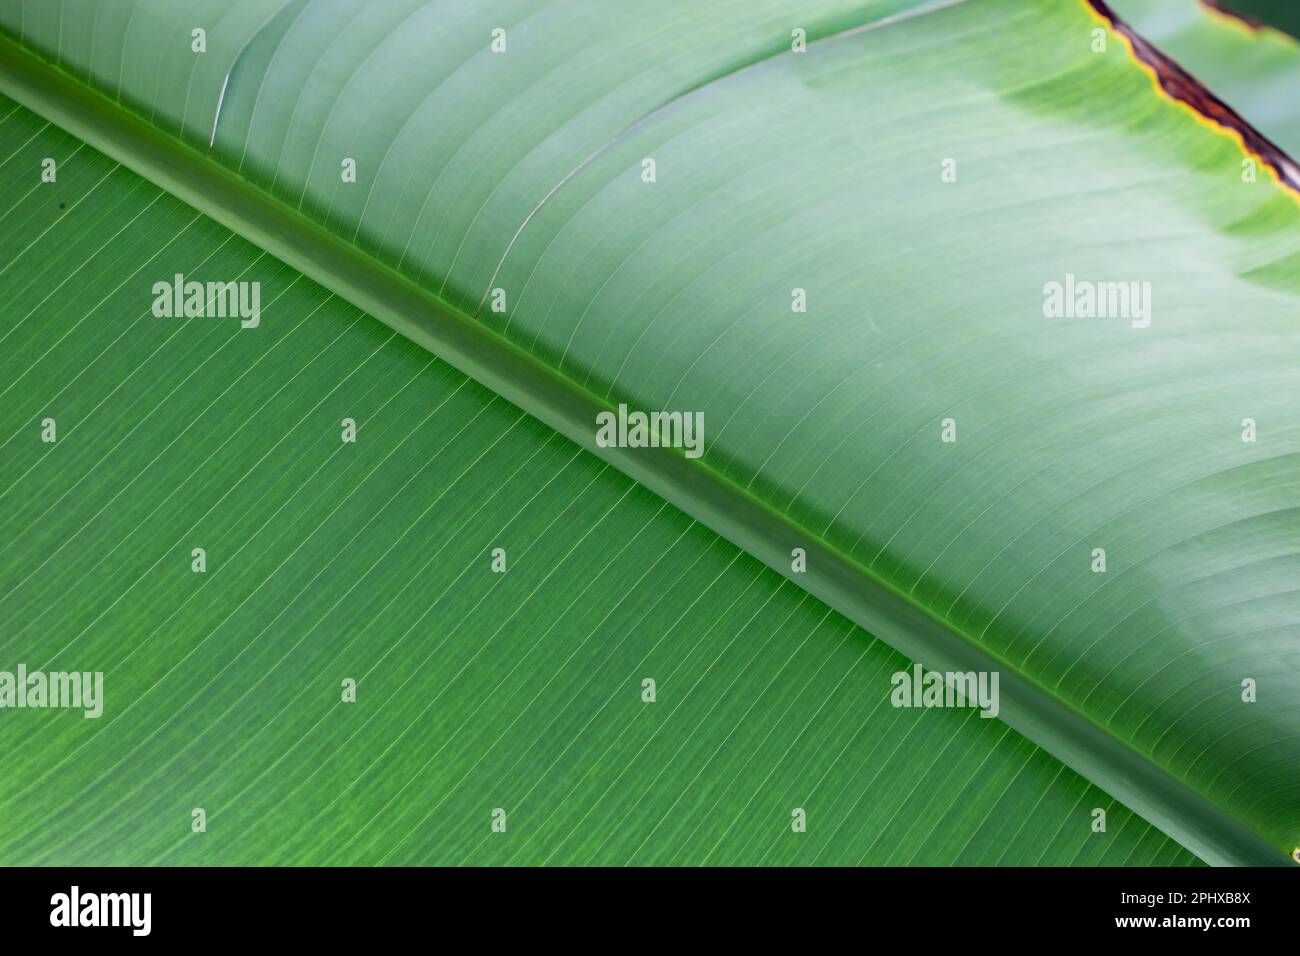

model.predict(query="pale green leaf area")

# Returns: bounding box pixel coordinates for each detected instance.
[1113,0,1300,155]
[477,1,1300,863]
[2,0,1297,865]
[0,100,1196,866]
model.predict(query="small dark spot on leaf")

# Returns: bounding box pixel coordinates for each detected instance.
[58,202,65,210]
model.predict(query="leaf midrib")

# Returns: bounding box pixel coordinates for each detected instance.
[0,27,1284,866]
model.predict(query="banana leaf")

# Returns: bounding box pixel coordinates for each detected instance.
[0,90,1199,865]
[1,0,1297,866]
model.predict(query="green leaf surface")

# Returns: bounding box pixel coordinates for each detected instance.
[2,0,1298,866]
[0,94,1197,866]
[1113,0,1300,155]
[1211,0,1300,40]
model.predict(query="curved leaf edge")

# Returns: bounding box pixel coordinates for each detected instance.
[0,17,1290,867]
[1203,0,1300,43]
[1088,0,1300,194]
